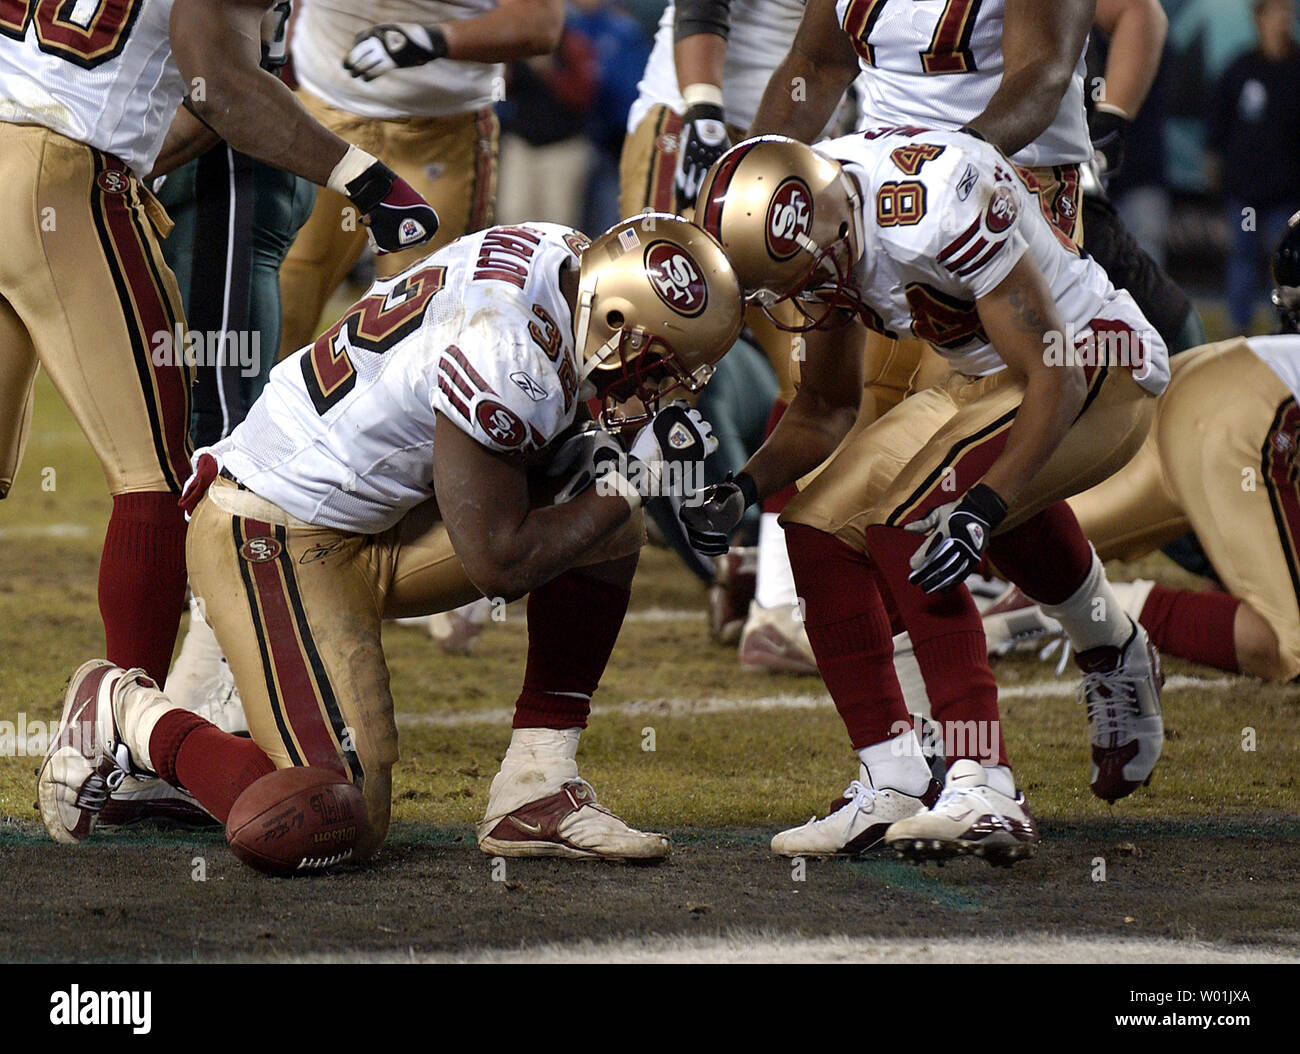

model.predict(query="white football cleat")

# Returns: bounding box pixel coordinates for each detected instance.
[37,661,147,843]
[1075,619,1164,802]
[477,728,668,860]
[98,775,216,831]
[979,585,1065,656]
[771,766,940,857]
[885,759,1040,866]
[738,600,817,675]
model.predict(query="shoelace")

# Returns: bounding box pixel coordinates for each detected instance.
[72,743,133,812]
[1038,634,1073,676]
[932,784,1013,832]
[1077,668,1140,744]
[815,780,876,830]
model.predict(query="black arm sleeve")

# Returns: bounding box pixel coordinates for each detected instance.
[674,0,732,42]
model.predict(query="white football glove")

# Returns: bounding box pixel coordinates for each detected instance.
[546,426,623,505]
[344,23,446,81]
[627,403,717,495]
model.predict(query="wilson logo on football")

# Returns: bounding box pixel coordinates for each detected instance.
[240,537,282,563]
[476,399,526,447]
[985,185,1018,234]
[766,178,813,261]
[645,242,707,317]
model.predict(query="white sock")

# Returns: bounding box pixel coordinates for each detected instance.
[1109,578,1157,622]
[858,730,933,796]
[1036,551,1132,652]
[985,764,1015,798]
[755,513,799,610]
[115,676,177,775]
[486,727,581,820]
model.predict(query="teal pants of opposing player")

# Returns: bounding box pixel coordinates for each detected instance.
[155,146,316,448]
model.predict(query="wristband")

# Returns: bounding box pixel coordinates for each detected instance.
[327,144,380,196]
[730,471,759,509]
[964,482,1008,531]
[425,24,450,61]
[682,82,725,109]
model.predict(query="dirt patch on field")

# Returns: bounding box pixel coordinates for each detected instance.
[3,816,1297,962]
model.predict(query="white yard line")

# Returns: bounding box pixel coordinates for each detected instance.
[293,932,1298,965]
[396,674,1235,729]
[0,523,91,539]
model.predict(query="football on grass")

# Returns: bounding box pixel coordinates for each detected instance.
[226,767,369,877]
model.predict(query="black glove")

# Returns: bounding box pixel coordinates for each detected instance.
[906,483,1007,594]
[679,472,757,556]
[1089,105,1129,183]
[341,159,439,254]
[674,102,730,213]
[344,23,448,80]
[628,402,718,495]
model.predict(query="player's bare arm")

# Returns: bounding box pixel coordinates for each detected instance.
[1094,0,1168,117]
[432,413,633,603]
[146,105,221,182]
[974,254,1087,506]
[672,1,733,209]
[739,322,864,502]
[171,0,351,185]
[964,0,1096,156]
[749,0,860,140]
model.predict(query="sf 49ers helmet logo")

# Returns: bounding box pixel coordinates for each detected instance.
[766,177,813,261]
[645,242,707,317]
[476,399,526,447]
[985,186,1018,234]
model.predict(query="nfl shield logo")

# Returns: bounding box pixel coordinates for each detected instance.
[399,218,425,245]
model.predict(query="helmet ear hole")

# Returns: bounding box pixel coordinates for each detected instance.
[605,309,625,328]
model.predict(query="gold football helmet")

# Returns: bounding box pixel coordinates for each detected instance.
[576,213,744,427]
[694,135,865,330]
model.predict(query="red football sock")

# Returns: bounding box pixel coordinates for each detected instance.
[99,491,188,685]
[987,501,1093,606]
[149,710,274,824]
[784,524,910,749]
[864,524,1007,767]
[512,568,632,729]
[1139,584,1241,674]
[762,400,797,514]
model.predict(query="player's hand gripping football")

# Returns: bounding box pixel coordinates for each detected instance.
[905,483,1008,594]
[344,23,448,81]
[547,425,624,504]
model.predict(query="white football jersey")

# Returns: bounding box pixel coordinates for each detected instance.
[1248,335,1300,407]
[818,127,1167,392]
[836,0,1090,168]
[0,0,185,175]
[212,223,589,533]
[293,0,503,119]
[627,0,807,133]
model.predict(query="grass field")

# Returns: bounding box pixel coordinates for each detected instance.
[2,367,1299,963]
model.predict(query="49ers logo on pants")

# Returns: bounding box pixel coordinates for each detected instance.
[766,177,813,261]
[476,399,526,447]
[645,242,707,317]
[240,536,283,563]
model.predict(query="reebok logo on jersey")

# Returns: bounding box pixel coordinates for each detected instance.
[511,371,547,401]
[956,164,978,201]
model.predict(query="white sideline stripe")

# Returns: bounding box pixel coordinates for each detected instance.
[623,607,706,623]
[396,674,1235,729]
[0,523,91,539]
[292,932,1299,965]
